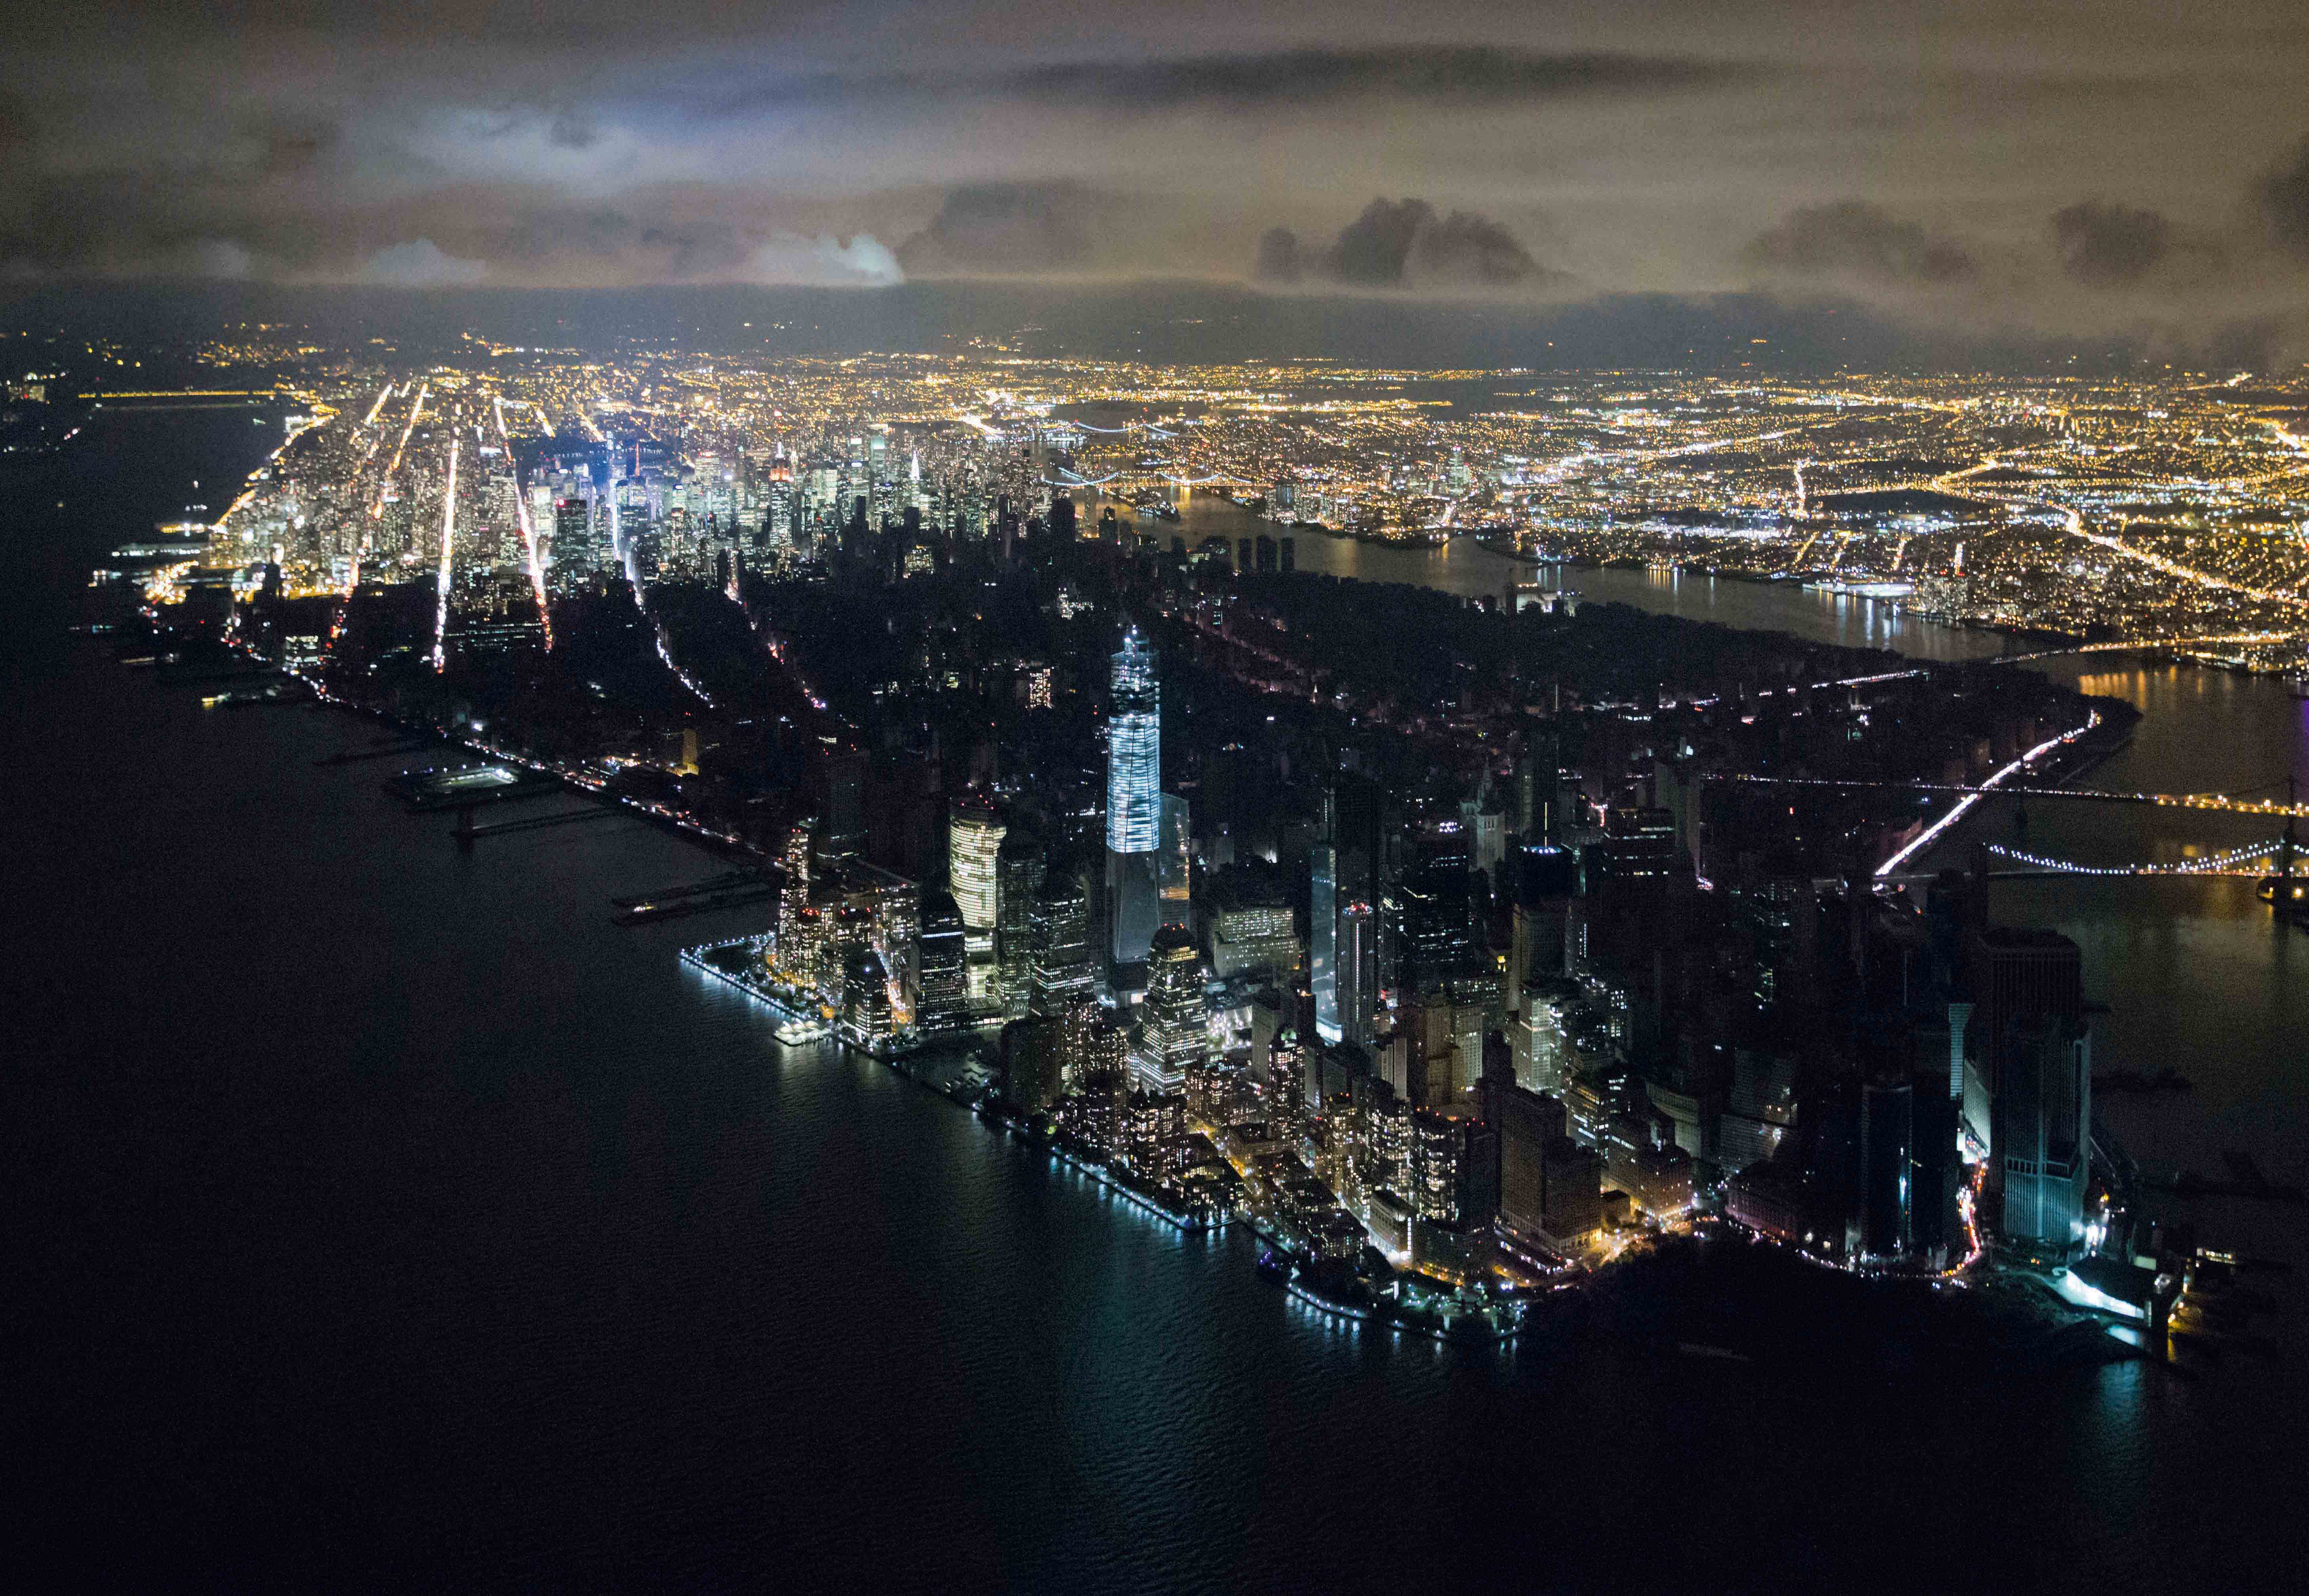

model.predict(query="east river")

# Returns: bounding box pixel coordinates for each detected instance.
[5,411,2305,1586]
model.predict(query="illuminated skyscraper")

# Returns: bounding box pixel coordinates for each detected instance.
[840,948,895,1048]
[1105,628,1161,992]
[949,796,1005,962]
[775,820,815,981]
[1133,924,1208,1096]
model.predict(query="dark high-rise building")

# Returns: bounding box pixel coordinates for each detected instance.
[1495,1086,1604,1258]
[1028,866,1096,1016]
[552,496,592,572]
[2000,1015,2092,1261]
[1331,774,1393,993]
[1398,837,1475,997]
[1310,843,1340,1044]
[1001,1015,1067,1114]
[1721,1045,1797,1174]
[1970,928,2081,1138]
[1408,1111,1501,1279]
[914,890,969,1032]
[996,835,1046,1021]
[1336,899,1376,1048]
[1592,806,1680,885]
[1859,1076,1915,1259]
[1279,536,1295,572]
[1909,1076,1961,1262]
[1967,927,2086,1256]
[816,748,870,860]
[1158,792,1192,927]
[1518,721,1563,842]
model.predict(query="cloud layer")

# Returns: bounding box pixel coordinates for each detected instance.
[0,1,2303,360]
[1745,202,1976,287]
[1256,199,1559,292]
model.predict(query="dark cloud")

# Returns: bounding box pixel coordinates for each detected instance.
[1326,198,1433,285]
[1261,199,1551,291]
[714,46,1761,120]
[896,183,1111,276]
[1744,200,1977,286]
[2258,134,2309,260]
[1411,211,1541,286]
[2050,200,2168,285]
[1023,47,1757,108]
[2199,315,2285,372]
[252,115,339,177]
[546,107,599,149]
[1253,226,1301,284]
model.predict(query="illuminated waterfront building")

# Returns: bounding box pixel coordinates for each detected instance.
[839,948,894,1048]
[778,820,814,947]
[949,795,1005,959]
[1132,924,1208,1096]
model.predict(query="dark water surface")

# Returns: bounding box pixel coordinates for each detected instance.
[7,413,2307,1588]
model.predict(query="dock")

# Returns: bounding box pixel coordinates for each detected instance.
[613,869,775,924]
[386,763,565,811]
[458,805,624,839]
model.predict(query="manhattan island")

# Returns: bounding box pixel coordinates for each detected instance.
[97,342,2309,1349]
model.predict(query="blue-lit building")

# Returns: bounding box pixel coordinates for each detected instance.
[1105,628,1161,995]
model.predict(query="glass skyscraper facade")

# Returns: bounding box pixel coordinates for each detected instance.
[1311,843,1340,1044]
[949,797,1005,958]
[1107,630,1160,854]
[1105,628,1161,988]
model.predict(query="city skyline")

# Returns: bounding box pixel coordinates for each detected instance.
[9,3,2309,1585]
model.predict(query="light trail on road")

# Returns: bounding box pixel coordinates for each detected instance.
[431,434,458,672]
[1874,715,2098,876]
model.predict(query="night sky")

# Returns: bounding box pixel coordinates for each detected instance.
[4,1,2308,359]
